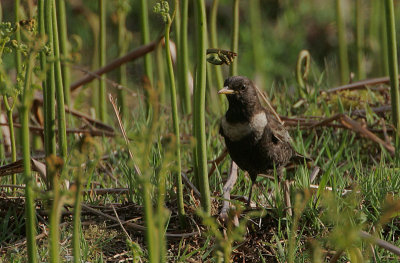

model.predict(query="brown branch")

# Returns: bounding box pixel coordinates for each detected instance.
[208,148,228,177]
[181,172,201,199]
[0,158,46,180]
[339,115,395,155]
[0,122,114,137]
[360,230,400,256]
[64,105,114,132]
[70,37,163,92]
[324,76,391,94]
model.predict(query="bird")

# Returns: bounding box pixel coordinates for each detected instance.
[218,76,310,206]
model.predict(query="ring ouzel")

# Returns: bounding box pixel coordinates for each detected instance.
[218,76,310,205]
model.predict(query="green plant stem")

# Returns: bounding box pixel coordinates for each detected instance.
[142,179,158,263]
[52,0,67,159]
[3,96,17,186]
[156,42,166,106]
[355,0,365,80]
[140,0,153,118]
[117,3,128,119]
[0,108,4,162]
[230,0,239,76]
[164,14,185,226]
[45,0,57,173]
[14,0,22,75]
[178,0,192,114]
[56,0,71,108]
[194,0,211,215]
[72,176,82,263]
[140,0,153,84]
[209,0,225,108]
[20,52,38,263]
[336,0,349,84]
[249,0,265,85]
[384,0,400,144]
[38,0,48,162]
[381,5,389,77]
[98,0,107,122]
[49,175,61,263]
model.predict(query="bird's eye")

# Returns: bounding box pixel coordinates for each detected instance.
[241,85,246,91]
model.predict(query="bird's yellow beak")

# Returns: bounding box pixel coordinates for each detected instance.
[218,86,235,95]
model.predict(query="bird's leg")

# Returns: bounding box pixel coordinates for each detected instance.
[246,179,255,207]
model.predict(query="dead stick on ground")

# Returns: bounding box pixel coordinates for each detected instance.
[208,148,228,177]
[81,203,199,238]
[309,166,320,183]
[284,179,292,217]
[340,115,395,155]
[0,121,114,137]
[381,118,391,145]
[111,204,133,242]
[359,230,400,256]
[181,172,201,199]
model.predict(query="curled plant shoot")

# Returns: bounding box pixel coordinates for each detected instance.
[296,49,311,97]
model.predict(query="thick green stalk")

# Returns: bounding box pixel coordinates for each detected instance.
[0,107,4,162]
[49,176,61,263]
[140,0,153,84]
[117,3,129,118]
[3,97,17,186]
[355,0,365,80]
[230,0,239,76]
[45,0,57,163]
[384,0,400,142]
[249,0,264,84]
[72,176,82,263]
[194,0,211,215]
[142,180,158,263]
[56,0,71,107]
[209,0,225,107]
[336,0,349,84]
[140,0,153,119]
[164,15,185,225]
[20,52,38,263]
[38,0,48,159]
[178,0,192,114]
[14,0,22,75]
[98,0,107,122]
[156,42,166,106]
[381,5,389,77]
[52,0,67,159]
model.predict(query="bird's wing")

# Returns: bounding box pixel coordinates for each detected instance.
[265,110,293,144]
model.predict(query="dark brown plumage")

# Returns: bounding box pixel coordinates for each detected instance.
[218,76,309,205]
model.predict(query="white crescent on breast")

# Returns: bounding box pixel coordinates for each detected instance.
[221,111,268,141]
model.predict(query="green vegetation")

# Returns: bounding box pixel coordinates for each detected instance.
[1,1,400,262]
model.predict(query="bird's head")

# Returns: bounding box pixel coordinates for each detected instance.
[218,76,261,111]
